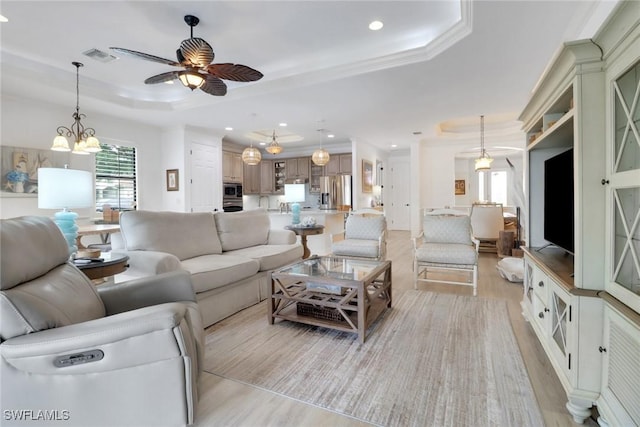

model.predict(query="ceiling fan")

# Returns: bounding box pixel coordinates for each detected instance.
[110,15,263,96]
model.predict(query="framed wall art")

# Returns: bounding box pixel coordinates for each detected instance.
[0,145,68,197]
[362,160,373,193]
[455,179,466,195]
[166,169,179,191]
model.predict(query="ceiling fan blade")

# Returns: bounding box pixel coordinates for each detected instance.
[200,75,227,96]
[110,47,181,66]
[206,63,264,82]
[144,71,180,84]
[180,38,214,68]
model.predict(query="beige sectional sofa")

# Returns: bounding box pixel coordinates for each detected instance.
[111,208,303,327]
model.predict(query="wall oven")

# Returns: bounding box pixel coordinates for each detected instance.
[223,183,243,212]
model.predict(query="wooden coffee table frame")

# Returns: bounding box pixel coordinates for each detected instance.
[269,258,392,343]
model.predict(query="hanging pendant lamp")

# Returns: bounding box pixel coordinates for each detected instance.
[242,143,262,165]
[52,62,101,154]
[474,115,492,171]
[312,129,330,166]
[265,130,283,155]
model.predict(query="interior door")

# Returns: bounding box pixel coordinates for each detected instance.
[389,157,411,230]
[190,143,219,212]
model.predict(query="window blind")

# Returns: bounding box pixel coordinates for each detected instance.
[95,143,137,211]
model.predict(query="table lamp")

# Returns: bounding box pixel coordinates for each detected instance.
[284,183,305,225]
[38,167,93,255]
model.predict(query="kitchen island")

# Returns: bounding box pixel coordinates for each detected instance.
[268,210,346,257]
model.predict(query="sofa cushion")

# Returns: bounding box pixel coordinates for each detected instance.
[120,211,222,260]
[422,215,473,245]
[224,244,303,271]
[415,243,477,266]
[345,215,386,240]
[180,255,260,294]
[214,209,270,252]
[332,239,381,259]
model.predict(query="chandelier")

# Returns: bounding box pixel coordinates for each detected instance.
[312,129,330,166]
[265,130,283,155]
[474,115,492,171]
[242,142,262,165]
[52,62,101,155]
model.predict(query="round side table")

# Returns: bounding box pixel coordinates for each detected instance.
[285,225,325,259]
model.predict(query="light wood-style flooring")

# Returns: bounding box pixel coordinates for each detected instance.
[196,231,598,426]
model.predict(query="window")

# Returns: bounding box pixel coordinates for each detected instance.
[478,170,507,205]
[95,143,137,211]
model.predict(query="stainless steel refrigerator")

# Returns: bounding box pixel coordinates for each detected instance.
[319,175,352,210]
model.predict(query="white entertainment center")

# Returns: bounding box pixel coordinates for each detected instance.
[519,3,640,425]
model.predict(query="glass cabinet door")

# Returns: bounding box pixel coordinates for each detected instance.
[607,59,640,313]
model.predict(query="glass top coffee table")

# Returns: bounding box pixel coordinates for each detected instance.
[269,256,392,343]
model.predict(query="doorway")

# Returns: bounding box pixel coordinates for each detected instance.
[388,156,411,231]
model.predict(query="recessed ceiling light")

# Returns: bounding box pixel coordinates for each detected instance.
[391,144,398,148]
[327,134,335,138]
[0,14,8,23]
[369,20,383,31]
[279,123,287,127]
[225,127,233,131]
[165,80,174,85]
[259,142,266,146]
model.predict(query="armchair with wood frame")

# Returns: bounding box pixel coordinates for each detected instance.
[331,214,387,261]
[470,202,505,253]
[413,212,479,296]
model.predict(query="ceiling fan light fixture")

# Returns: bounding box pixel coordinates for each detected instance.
[72,140,90,155]
[474,115,492,172]
[83,136,102,153]
[178,70,205,90]
[265,130,283,155]
[242,145,262,165]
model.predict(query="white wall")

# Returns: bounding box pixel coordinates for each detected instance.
[1,95,164,220]
[352,139,388,210]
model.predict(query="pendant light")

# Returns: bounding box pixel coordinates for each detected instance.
[242,142,262,165]
[52,62,101,154]
[312,128,330,166]
[265,130,283,155]
[474,115,492,171]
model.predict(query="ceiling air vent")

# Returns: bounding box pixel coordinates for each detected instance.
[82,48,118,63]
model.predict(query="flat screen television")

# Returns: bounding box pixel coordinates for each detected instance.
[544,148,574,254]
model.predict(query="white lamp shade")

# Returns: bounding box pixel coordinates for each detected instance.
[38,168,93,209]
[284,184,305,203]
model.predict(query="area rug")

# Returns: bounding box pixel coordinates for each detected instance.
[204,291,544,427]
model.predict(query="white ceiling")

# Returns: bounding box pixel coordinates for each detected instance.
[0,1,619,153]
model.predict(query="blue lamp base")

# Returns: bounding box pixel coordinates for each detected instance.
[54,210,79,255]
[291,202,301,225]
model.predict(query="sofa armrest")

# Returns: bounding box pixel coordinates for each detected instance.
[331,230,345,243]
[111,250,182,277]
[1,303,188,371]
[97,270,196,315]
[267,229,297,245]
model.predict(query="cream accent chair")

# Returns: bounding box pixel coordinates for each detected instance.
[470,202,505,253]
[1,216,203,427]
[413,212,479,296]
[331,214,387,260]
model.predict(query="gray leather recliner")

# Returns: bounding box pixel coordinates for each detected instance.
[0,216,204,427]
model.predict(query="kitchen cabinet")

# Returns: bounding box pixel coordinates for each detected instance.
[260,160,275,194]
[286,157,310,180]
[223,151,243,183]
[325,153,352,175]
[310,163,324,193]
[273,161,286,194]
[243,163,260,195]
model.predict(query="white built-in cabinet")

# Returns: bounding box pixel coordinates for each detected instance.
[519,39,606,423]
[596,5,640,425]
[520,3,640,424]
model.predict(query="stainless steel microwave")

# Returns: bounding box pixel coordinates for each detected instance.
[223,183,243,198]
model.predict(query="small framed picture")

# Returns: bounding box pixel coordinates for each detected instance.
[455,179,465,195]
[166,169,179,191]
